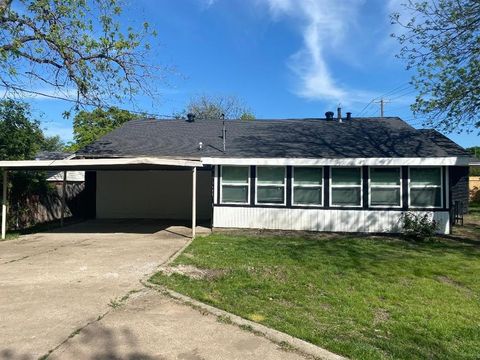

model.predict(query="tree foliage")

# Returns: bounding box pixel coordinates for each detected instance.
[180,94,255,120]
[0,0,160,107]
[391,0,480,133]
[467,146,480,176]
[0,99,59,228]
[70,107,140,150]
[0,99,45,160]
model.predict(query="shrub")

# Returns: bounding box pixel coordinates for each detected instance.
[402,212,439,241]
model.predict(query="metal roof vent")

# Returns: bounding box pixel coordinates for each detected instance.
[346,112,352,121]
[325,111,334,120]
[187,113,195,122]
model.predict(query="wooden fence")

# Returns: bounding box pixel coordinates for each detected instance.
[470,176,480,202]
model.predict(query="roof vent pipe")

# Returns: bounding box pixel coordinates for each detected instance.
[221,113,226,152]
[187,113,195,122]
[346,112,352,121]
[325,111,334,120]
[337,107,342,123]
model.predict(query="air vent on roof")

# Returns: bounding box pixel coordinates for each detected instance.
[325,111,334,120]
[346,112,352,121]
[187,113,195,122]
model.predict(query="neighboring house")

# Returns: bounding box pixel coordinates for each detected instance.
[73,114,471,235]
[35,151,85,183]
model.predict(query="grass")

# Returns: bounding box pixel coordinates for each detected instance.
[150,214,480,360]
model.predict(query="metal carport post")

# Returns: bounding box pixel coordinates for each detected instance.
[192,166,197,238]
[2,170,7,240]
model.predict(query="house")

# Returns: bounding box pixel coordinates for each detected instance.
[0,114,472,238]
[67,114,470,235]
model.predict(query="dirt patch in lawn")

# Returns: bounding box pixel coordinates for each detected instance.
[159,264,227,280]
[373,308,390,325]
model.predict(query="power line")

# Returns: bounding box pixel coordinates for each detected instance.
[0,84,177,119]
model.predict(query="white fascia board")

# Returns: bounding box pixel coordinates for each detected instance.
[0,157,203,169]
[201,157,471,166]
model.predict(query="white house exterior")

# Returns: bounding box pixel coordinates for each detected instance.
[67,115,471,235]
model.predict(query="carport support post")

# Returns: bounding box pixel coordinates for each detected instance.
[192,166,197,238]
[2,170,7,240]
[60,170,67,227]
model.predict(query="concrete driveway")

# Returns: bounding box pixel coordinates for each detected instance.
[0,220,307,360]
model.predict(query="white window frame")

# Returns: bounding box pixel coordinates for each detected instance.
[408,166,443,209]
[220,165,251,205]
[255,166,287,206]
[329,166,363,208]
[292,166,324,207]
[368,167,402,208]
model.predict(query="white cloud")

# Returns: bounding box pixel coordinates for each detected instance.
[200,0,218,8]
[261,0,364,102]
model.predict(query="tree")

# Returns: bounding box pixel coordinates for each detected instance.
[181,94,255,120]
[42,135,65,152]
[467,146,480,176]
[391,0,480,133]
[0,99,60,228]
[0,0,160,108]
[70,107,140,150]
[0,99,44,160]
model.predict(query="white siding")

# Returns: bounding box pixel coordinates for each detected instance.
[213,207,450,234]
[97,170,212,220]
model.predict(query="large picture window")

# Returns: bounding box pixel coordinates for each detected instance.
[330,167,362,207]
[292,167,323,206]
[409,167,443,208]
[256,166,286,205]
[369,167,401,207]
[220,166,250,204]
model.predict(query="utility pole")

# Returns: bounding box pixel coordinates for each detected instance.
[374,98,390,117]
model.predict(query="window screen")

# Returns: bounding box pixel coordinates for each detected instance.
[369,167,401,206]
[293,167,323,205]
[409,167,442,207]
[221,166,249,204]
[331,168,362,206]
[256,166,285,204]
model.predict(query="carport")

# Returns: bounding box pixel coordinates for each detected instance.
[0,157,203,240]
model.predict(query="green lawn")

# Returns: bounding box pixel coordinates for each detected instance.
[150,215,480,359]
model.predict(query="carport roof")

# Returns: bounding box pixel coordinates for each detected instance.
[0,157,202,170]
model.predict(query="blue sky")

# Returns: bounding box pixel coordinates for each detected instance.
[24,0,478,148]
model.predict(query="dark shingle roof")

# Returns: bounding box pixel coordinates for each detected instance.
[35,151,73,160]
[77,117,470,159]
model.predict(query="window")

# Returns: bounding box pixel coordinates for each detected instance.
[256,166,286,205]
[409,167,443,208]
[220,166,250,204]
[369,167,401,207]
[330,167,362,207]
[292,167,323,206]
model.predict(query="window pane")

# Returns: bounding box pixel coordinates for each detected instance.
[222,185,248,203]
[294,187,322,205]
[332,168,361,185]
[257,167,285,185]
[222,166,249,184]
[370,168,400,185]
[410,168,441,186]
[257,186,284,204]
[411,188,442,207]
[294,167,322,186]
[371,188,400,206]
[332,187,361,206]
